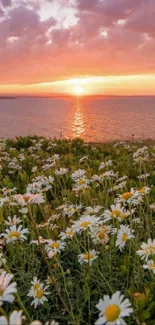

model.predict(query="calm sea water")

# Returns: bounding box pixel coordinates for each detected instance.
[0,96,155,142]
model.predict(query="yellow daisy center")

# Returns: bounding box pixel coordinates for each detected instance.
[48,277,54,284]
[36,289,44,299]
[111,210,121,217]
[50,242,59,249]
[80,221,91,228]
[23,196,31,202]
[120,213,128,219]
[98,232,106,239]
[66,208,72,213]
[150,264,155,270]
[83,253,94,260]
[122,192,133,200]
[8,231,20,239]
[33,283,40,290]
[145,246,155,255]
[122,233,128,242]
[66,230,73,237]
[78,179,86,185]
[105,304,120,321]
[138,187,145,193]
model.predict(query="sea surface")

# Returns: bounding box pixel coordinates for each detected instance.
[0,96,155,142]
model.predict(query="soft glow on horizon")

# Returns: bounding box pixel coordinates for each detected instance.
[1,75,155,96]
[73,85,85,96]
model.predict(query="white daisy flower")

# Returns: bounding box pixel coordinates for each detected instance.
[27,279,50,308]
[95,291,133,325]
[73,215,101,233]
[1,225,29,243]
[55,168,68,175]
[103,204,130,223]
[137,239,155,261]
[83,206,103,216]
[45,240,66,255]
[71,169,86,180]
[5,215,22,226]
[78,250,98,265]
[0,271,17,306]
[116,225,135,252]
[11,193,45,206]
[143,259,155,274]
[116,189,142,206]
[59,227,75,240]
[91,225,112,245]
[0,310,23,325]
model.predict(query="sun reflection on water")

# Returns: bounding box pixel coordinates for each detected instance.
[72,99,85,138]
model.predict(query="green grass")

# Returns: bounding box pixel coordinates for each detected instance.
[0,136,155,324]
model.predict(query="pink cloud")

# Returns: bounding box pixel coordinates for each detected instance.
[1,0,11,7]
[0,0,155,85]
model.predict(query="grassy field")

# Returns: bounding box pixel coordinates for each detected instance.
[0,136,155,324]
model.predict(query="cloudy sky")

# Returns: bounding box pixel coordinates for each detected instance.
[0,0,155,95]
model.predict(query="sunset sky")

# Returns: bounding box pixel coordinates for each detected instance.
[0,0,155,96]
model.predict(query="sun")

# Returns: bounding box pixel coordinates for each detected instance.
[73,85,84,96]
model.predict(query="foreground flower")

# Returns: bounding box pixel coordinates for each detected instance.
[73,215,101,233]
[137,239,155,261]
[27,278,50,308]
[0,310,58,325]
[45,240,66,255]
[78,250,98,265]
[95,291,133,325]
[116,225,135,252]
[1,225,29,243]
[5,215,22,226]
[0,310,23,325]
[11,193,45,206]
[143,259,155,274]
[0,271,17,306]
[91,225,111,245]
[103,204,130,223]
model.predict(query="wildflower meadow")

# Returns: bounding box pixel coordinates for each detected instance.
[0,136,155,325]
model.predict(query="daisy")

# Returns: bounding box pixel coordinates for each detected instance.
[55,168,68,175]
[91,225,112,245]
[71,169,86,180]
[45,240,66,255]
[5,215,22,226]
[95,291,133,325]
[143,259,155,274]
[63,204,77,218]
[103,204,130,223]
[78,250,98,265]
[0,271,17,306]
[137,186,150,195]
[99,160,113,170]
[1,225,29,243]
[59,227,75,240]
[116,188,143,206]
[137,239,155,261]
[116,225,135,252]
[73,177,90,191]
[73,215,101,233]
[0,310,23,325]
[11,193,45,206]
[27,279,50,308]
[83,206,103,216]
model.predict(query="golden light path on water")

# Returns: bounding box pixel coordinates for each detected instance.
[72,98,85,138]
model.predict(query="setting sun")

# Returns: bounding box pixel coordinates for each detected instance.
[73,85,84,96]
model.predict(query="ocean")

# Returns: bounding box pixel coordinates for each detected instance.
[0,96,155,142]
